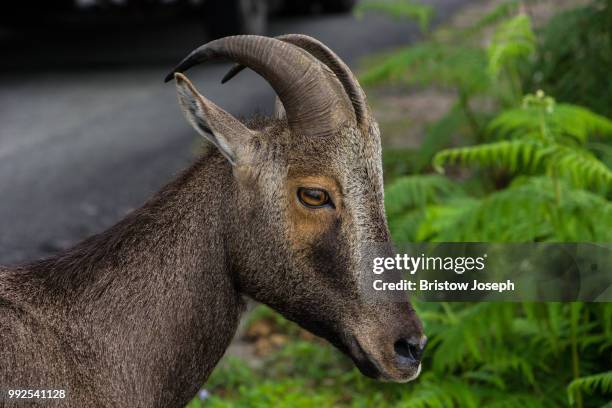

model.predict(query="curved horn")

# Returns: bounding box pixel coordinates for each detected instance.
[221,34,368,126]
[165,35,354,138]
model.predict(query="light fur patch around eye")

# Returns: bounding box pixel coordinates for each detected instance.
[285,175,341,249]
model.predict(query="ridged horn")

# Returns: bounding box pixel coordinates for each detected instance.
[165,35,354,138]
[221,34,368,127]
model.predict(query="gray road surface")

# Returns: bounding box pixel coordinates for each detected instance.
[0,0,470,264]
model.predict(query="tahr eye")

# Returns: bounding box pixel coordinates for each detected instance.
[297,187,332,208]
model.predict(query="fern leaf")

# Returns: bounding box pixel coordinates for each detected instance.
[483,393,549,408]
[487,14,535,77]
[388,208,426,243]
[548,145,612,189]
[488,103,612,144]
[434,140,612,189]
[567,371,612,404]
[433,140,545,173]
[418,177,612,242]
[397,374,480,408]
[385,174,463,214]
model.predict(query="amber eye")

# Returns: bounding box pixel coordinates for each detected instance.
[297,187,333,208]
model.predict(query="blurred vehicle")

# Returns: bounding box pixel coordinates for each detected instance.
[2,0,357,38]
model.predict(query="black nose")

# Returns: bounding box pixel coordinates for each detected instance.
[394,337,427,363]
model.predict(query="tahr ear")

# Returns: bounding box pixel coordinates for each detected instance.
[174,72,253,166]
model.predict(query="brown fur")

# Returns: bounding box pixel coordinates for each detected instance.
[1,151,243,407]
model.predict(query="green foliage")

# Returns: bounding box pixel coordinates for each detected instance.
[489,95,612,143]
[385,174,466,241]
[417,177,612,243]
[383,147,422,177]
[375,11,612,239]
[191,303,612,407]
[460,0,520,37]
[568,371,612,405]
[487,14,535,104]
[416,104,473,170]
[361,43,489,94]
[385,174,464,213]
[526,0,612,117]
[361,2,612,406]
[356,0,434,32]
[434,94,612,191]
[487,14,535,77]
[360,2,536,105]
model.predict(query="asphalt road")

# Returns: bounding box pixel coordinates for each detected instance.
[0,0,469,265]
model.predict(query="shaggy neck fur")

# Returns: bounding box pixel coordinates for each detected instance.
[0,151,244,408]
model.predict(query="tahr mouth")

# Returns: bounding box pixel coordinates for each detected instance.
[347,335,422,383]
[349,335,386,379]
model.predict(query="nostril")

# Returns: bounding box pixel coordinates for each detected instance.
[394,338,424,362]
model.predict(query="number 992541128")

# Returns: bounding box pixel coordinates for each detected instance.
[2,389,66,400]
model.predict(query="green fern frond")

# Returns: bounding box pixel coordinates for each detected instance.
[396,383,455,408]
[483,393,549,408]
[415,198,480,242]
[488,103,612,144]
[588,142,612,168]
[429,303,518,371]
[433,140,545,174]
[548,145,612,189]
[388,208,426,243]
[385,175,466,241]
[482,351,536,386]
[434,140,612,189]
[567,371,612,404]
[397,374,480,408]
[385,174,464,214]
[462,370,506,390]
[418,177,612,242]
[487,14,535,78]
